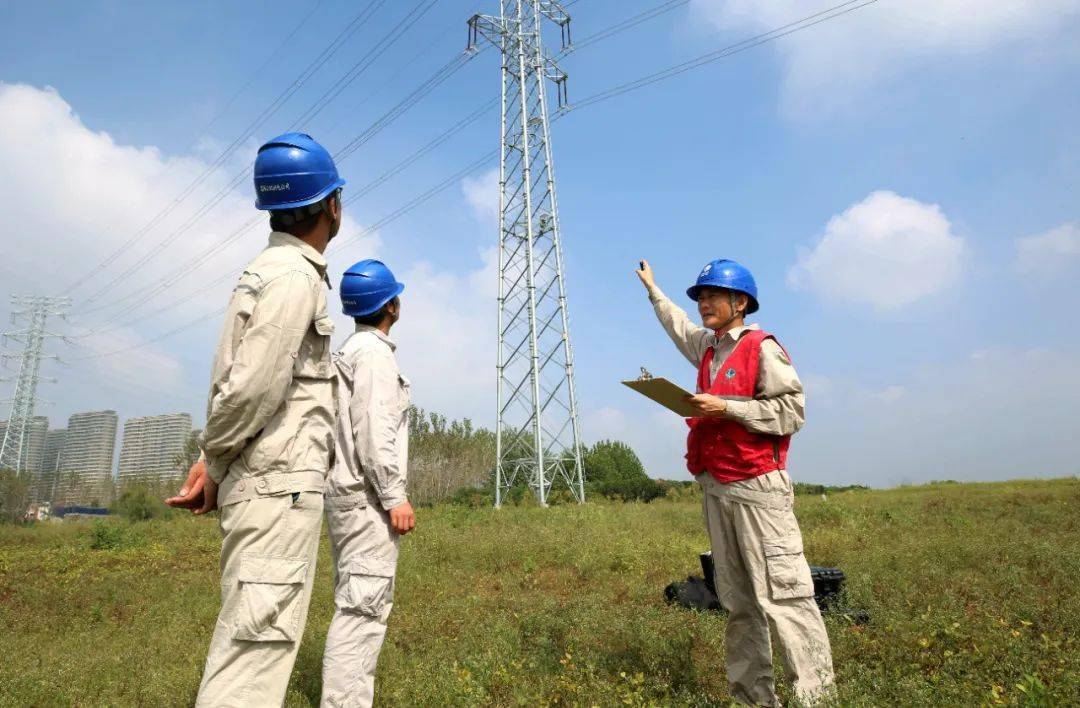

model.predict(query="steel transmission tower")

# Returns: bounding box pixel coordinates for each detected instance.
[0,296,70,473]
[468,1,584,507]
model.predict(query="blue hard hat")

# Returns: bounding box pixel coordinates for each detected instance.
[686,259,759,314]
[254,132,346,210]
[341,259,405,317]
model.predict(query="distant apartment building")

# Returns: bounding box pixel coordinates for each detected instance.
[117,413,192,484]
[0,416,48,476]
[56,410,118,507]
[42,428,66,476]
[25,416,48,477]
[39,428,67,503]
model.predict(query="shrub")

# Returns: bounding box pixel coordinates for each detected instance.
[88,520,143,551]
[113,485,166,522]
[583,440,664,503]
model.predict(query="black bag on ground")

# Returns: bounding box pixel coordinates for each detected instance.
[663,575,723,612]
[664,551,869,624]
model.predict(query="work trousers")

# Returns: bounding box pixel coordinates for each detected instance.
[321,493,400,708]
[699,470,834,707]
[196,491,324,707]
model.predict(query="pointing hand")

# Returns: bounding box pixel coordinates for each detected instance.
[635,259,655,290]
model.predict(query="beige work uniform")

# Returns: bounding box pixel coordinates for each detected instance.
[196,232,336,707]
[321,325,410,708]
[649,285,834,707]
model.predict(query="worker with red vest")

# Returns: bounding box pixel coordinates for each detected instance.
[636,258,834,707]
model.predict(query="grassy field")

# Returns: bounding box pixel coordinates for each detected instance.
[1,478,1078,706]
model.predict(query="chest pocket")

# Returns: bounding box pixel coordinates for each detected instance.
[293,313,335,379]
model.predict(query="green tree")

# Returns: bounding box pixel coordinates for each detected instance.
[407,407,496,505]
[583,440,664,502]
[0,467,32,523]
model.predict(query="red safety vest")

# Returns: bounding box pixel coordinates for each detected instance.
[685,329,790,483]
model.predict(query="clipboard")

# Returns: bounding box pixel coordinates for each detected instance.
[621,368,699,417]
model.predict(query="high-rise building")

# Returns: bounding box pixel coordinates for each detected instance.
[42,427,66,475]
[117,413,192,485]
[39,427,67,503]
[0,416,46,473]
[56,410,118,507]
[24,416,48,477]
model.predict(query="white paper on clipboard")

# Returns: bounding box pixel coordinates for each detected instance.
[621,374,699,417]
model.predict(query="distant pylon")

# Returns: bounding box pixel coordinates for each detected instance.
[468,1,584,507]
[0,296,70,473]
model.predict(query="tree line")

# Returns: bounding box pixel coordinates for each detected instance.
[1,407,676,523]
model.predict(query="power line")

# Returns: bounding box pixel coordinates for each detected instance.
[69,99,500,340]
[68,0,853,345]
[329,150,498,255]
[74,48,482,323]
[178,0,327,156]
[333,52,478,162]
[347,99,498,202]
[75,6,467,318]
[73,151,494,360]
[67,0,386,298]
[319,17,468,139]
[564,0,689,54]
[290,0,440,130]
[567,0,879,111]
[69,0,679,321]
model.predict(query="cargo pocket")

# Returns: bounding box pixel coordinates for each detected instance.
[233,555,309,642]
[762,534,815,601]
[336,556,396,617]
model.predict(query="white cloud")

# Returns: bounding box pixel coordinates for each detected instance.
[787,190,965,309]
[691,0,1080,115]
[461,168,499,226]
[582,405,688,479]
[321,176,504,426]
[0,82,366,427]
[1016,222,1080,277]
[798,347,1080,486]
[385,256,497,424]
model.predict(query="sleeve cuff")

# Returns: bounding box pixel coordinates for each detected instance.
[206,457,231,484]
[378,492,408,510]
[723,399,751,422]
[647,284,666,304]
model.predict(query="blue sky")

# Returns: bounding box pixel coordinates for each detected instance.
[1,0,1078,486]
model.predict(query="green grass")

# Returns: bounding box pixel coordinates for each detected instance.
[1,478,1078,706]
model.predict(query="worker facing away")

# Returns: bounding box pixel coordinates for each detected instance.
[322,258,414,707]
[166,132,344,707]
[636,258,834,707]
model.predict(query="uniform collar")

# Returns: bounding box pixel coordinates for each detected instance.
[268,231,328,274]
[353,323,397,351]
[713,322,759,346]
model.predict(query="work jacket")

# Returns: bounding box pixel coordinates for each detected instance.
[327,325,410,511]
[200,232,336,506]
[647,284,805,456]
[686,329,792,482]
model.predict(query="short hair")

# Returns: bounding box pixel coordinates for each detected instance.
[352,297,399,327]
[268,190,340,234]
[353,307,387,328]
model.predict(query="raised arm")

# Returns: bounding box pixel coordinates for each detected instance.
[635,259,713,367]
